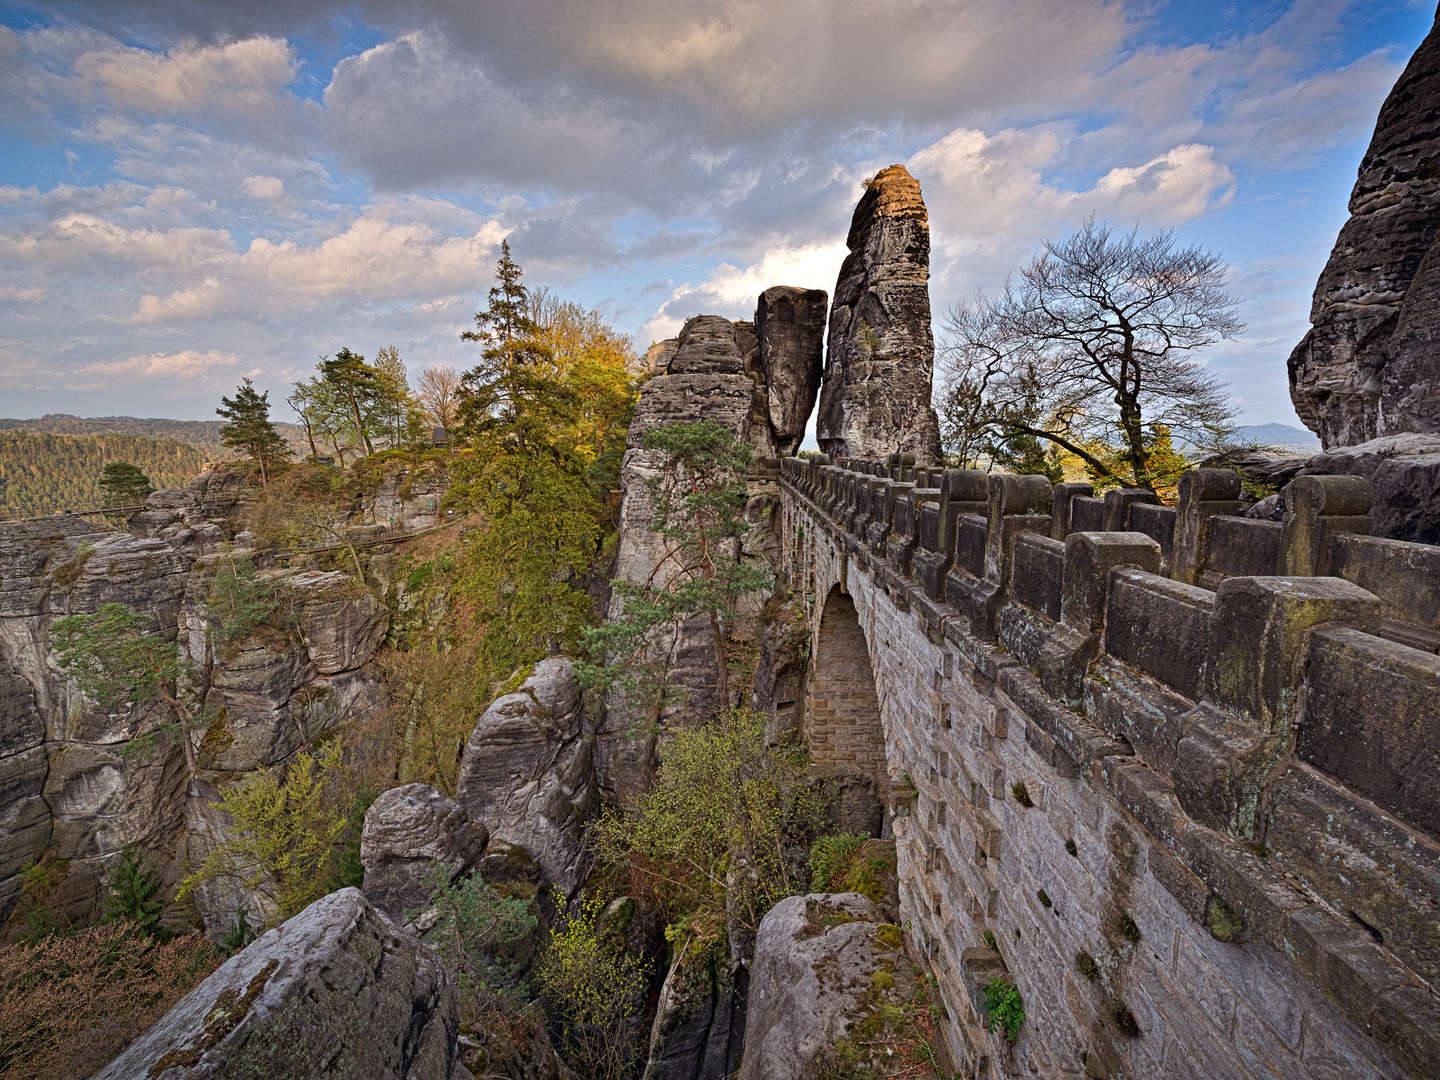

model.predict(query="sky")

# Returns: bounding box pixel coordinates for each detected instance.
[0,0,1434,428]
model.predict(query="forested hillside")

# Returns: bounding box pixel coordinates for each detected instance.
[0,432,210,517]
[0,414,306,458]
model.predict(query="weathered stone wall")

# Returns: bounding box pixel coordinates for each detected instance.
[778,456,1439,1079]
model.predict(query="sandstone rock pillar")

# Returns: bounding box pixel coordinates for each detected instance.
[817,164,943,464]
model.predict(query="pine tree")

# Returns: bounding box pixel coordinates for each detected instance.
[319,348,381,457]
[458,241,543,435]
[98,462,154,509]
[216,378,291,486]
[102,844,167,939]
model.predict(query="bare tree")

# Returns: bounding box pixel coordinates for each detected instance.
[416,365,462,431]
[939,219,1243,491]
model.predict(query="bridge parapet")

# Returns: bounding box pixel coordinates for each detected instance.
[779,453,1440,1076]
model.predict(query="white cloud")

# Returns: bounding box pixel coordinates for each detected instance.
[75,348,244,382]
[241,174,284,200]
[132,210,508,322]
[641,239,846,344]
[73,37,296,116]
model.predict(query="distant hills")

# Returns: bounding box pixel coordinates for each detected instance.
[0,413,307,458]
[1232,423,1321,453]
[0,414,312,518]
[0,431,212,518]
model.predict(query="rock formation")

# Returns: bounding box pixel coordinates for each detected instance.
[360,783,488,922]
[756,286,828,455]
[0,460,448,933]
[1288,12,1440,446]
[94,888,465,1080]
[456,658,597,896]
[817,164,943,464]
[599,293,826,805]
[739,892,918,1080]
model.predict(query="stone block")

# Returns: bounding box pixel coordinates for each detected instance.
[1060,531,1161,635]
[1049,481,1093,540]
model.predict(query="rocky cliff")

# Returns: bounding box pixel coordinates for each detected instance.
[599,293,825,805]
[0,459,448,933]
[817,164,943,464]
[1289,11,1440,447]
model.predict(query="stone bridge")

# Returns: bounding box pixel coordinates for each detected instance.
[776,454,1439,1079]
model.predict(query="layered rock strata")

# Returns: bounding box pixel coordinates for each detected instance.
[817,164,942,464]
[1289,12,1440,446]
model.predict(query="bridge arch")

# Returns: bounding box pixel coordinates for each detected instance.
[803,584,889,807]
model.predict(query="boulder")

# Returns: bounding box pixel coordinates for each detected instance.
[1300,432,1440,542]
[94,888,465,1080]
[361,783,489,921]
[1288,13,1440,446]
[817,164,942,464]
[739,892,913,1080]
[756,286,828,455]
[456,659,597,895]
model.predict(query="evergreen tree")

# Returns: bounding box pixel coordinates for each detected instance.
[98,462,154,509]
[216,378,290,486]
[102,844,167,939]
[319,348,380,457]
[458,241,543,435]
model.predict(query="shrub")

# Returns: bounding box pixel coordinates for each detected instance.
[982,976,1025,1042]
[7,850,71,940]
[590,709,820,945]
[102,845,166,939]
[421,866,538,1018]
[177,742,351,923]
[536,891,647,1080]
[207,555,286,645]
[0,922,218,1080]
[809,833,865,891]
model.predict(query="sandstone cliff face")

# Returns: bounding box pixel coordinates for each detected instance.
[817,164,942,464]
[0,461,449,933]
[599,295,825,805]
[1289,13,1440,447]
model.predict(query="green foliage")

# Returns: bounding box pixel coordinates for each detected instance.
[809,833,866,891]
[0,431,208,518]
[579,421,772,711]
[216,377,291,484]
[1036,888,1052,909]
[1111,1001,1141,1037]
[591,709,820,946]
[51,602,180,713]
[536,890,647,1080]
[1076,950,1100,982]
[422,866,538,1017]
[206,555,286,646]
[982,976,1025,1042]
[0,414,305,458]
[98,462,154,509]
[324,786,380,894]
[7,851,70,940]
[1065,838,1078,857]
[177,742,351,923]
[50,602,200,776]
[217,908,253,955]
[102,845,166,940]
[1010,781,1034,808]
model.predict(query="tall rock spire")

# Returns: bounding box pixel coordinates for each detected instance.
[817,163,943,464]
[1288,11,1440,447]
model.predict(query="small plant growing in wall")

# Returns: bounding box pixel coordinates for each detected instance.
[1114,911,1142,944]
[1010,781,1034,808]
[1110,1001,1141,1038]
[1064,838,1078,857]
[1075,950,1100,982]
[1036,888,1052,910]
[982,977,1025,1042]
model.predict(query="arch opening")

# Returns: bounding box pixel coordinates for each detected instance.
[803,585,889,834]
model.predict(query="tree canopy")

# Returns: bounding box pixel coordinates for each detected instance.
[940,219,1242,492]
[217,378,291,486]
